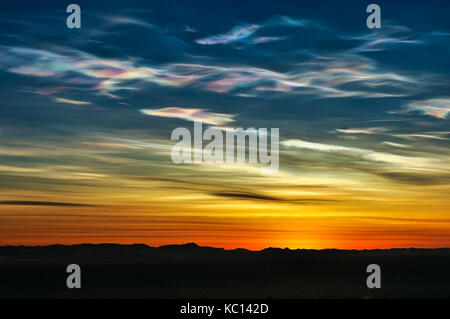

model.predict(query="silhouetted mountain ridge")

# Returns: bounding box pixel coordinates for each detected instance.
[1,243,449,260]
[2,243,450,298]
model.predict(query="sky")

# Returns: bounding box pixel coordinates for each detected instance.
[0,0,449,250]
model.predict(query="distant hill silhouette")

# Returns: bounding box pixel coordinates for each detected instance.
[1,243,450,299]
[3,242,449,256]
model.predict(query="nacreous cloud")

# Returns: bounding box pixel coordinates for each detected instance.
[140,107,235,126]
[196,24,260,45]
[195,16,317,46]
[393,98,450,119]
[0,46,427,100]
[1,46,194,99]
[346,25,422,52]
[166,53,419,98]
[53,97,91,106]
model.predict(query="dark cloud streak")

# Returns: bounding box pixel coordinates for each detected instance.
[0,201,96,207]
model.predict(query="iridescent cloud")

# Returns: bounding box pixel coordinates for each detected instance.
[395,98,450,119]
[1,46,197,98]
[53,97,91,106]
[167,53,419,99]
[196,24,260,45]
[0,45,426,100]
[140,107,235,126]
[347,25,422,52]
[195,16,315,46]
[251,36,288,44]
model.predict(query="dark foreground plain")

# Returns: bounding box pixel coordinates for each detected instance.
[1,243,449,299]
